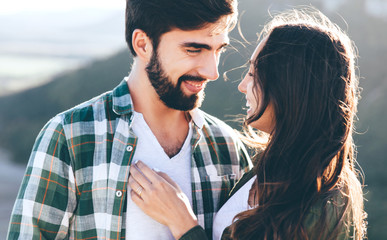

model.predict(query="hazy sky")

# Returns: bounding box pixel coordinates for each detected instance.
[0,0,127,95]
[0,0,125,15]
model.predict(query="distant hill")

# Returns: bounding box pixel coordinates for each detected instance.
[0,50,132,163]
[0,0,386,239]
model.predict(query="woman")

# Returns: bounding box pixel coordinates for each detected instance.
[128,8,367,240]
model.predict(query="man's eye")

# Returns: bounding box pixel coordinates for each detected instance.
[187,49,201,53]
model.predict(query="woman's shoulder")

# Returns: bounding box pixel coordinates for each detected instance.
[305,190,350,239]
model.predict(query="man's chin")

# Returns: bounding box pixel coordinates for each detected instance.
[163,97,202,111]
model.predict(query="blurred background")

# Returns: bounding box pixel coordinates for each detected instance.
[0,0,385,239]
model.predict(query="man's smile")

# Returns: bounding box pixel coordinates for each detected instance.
[183,80,207,94]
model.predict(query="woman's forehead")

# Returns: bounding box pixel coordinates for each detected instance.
[251,36,269,62]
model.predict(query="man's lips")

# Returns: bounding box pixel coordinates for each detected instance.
[183,80,206,93]
[179,75,207,94]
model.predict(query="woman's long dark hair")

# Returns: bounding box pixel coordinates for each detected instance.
[231,9,366,240]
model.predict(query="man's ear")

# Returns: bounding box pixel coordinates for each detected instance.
[132,29,153,61]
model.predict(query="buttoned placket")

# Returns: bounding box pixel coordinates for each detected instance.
[106,113,138,239]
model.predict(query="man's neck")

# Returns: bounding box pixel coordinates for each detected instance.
[126,69,191,157]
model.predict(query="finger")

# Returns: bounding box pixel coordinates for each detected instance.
[157,172,181,190]
[135,161,163,184]
[133,162,153,183]
[130,189,145,208]
[151,169,180,190]
[128,176,145,199]
[130,162,153,189]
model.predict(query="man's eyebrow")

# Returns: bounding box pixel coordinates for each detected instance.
[181,42,229,50]
[181,42,211,50]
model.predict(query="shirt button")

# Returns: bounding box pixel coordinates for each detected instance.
[126,146,133,152]
[116,190,123,198]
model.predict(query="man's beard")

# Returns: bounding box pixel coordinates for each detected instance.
[145,51,206,111]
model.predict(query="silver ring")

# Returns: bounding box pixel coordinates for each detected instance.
[136,186,143,196]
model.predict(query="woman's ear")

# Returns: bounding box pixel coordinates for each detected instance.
[132,29,153,61]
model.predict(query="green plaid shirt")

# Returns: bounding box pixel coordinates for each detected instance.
[8,79,251,240]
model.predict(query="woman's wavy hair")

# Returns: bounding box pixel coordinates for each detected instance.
[231,8,366,240]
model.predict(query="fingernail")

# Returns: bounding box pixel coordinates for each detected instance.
[153,167,160,172]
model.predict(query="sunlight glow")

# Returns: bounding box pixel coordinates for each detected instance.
[0,0,125,15]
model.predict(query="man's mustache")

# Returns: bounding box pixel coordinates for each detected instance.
[178,75,206,82]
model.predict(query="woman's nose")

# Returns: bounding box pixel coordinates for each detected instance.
[238,76,247,94]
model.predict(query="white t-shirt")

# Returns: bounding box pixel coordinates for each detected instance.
[212,175,257,240]
[126,111,193,239]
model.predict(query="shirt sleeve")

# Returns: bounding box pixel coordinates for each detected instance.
[179,225,208,240]
[179,225,234,240]
[7,116,77,239]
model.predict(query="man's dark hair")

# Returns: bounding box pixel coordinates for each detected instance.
[125,0,238,56]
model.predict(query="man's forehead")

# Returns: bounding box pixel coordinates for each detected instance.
[194,15,234,37]
[163,25,230,46]
[167,15,232,37]
[208,15,235,35]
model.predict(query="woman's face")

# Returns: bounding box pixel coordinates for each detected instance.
[238,37,275,134]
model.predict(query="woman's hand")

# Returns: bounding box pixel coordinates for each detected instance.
[128,161,198,239]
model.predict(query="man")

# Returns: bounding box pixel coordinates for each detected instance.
[7,0,251,239]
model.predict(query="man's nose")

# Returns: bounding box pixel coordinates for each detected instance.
[198,53,220,81]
